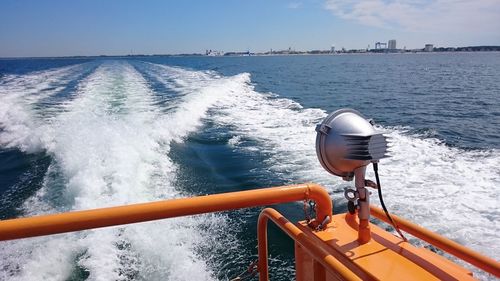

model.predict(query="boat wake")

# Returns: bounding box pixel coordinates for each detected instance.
[0,60,498,280]
[0,62,234,280]
[140,62,499,280]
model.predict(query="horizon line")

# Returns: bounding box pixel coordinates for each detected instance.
[1,45,500,60]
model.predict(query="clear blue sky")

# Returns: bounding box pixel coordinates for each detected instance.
[1,0,499,57]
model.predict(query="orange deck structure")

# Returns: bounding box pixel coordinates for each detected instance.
[0,183,499,280]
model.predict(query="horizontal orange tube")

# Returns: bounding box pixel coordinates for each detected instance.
[0,183,332,241]
[258,208,361,281]
[370,205,500,278]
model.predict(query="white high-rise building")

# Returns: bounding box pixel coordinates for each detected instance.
[424,44,434,52]
[388,39,397,49]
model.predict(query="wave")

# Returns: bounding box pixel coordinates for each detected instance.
[1,61,498,280]
[151,64,499,280]
[0,64,87,152]
[0,62,236,280]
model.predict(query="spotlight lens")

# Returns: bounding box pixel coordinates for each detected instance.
[315,108,389,179]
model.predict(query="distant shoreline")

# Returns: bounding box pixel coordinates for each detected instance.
[1,48,500,60]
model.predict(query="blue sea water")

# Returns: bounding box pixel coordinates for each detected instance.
[0,53,499,280]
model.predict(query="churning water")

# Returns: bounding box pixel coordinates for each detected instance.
[0,53,499,280]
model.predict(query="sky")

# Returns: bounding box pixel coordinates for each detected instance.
[0,0,499,57]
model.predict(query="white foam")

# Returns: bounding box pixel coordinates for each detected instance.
[144,63,254,145]
[0,62,236,280]
[0,234,80,281]
[157,66,499,280]
[373,128,499,280]
[0,64,84,152]
[2,61,498,280]
[189,71,338,187]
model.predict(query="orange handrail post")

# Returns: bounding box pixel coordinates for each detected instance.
[0,183,332,241]
[370,205,500,278]
[257,208,361,281]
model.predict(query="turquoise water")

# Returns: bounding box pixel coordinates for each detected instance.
[0,53,499,280]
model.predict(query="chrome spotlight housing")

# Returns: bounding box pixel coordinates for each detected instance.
[315,108,389,180]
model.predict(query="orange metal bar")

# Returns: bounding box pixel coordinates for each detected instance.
[257,208,361,281]
[370,205,500,278]
[0,183,332,241]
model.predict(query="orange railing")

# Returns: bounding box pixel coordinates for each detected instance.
[257,208,362,281]
[1,183,498,280]
[370,205,500,278]
[0,183,331,241]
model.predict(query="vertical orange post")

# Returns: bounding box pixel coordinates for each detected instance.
[313,260,326,281]
[257,208,361,281]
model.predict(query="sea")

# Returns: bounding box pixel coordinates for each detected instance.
[0,53,499,281]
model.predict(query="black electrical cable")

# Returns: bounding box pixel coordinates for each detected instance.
[373,162,408,242]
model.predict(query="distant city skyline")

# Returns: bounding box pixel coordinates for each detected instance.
[1,0,499,57]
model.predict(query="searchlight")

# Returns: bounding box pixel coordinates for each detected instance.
[315,108,405,243]
[315,108,388,179]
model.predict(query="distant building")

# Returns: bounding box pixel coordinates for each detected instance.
[375,42,387,49]
[331,45,335,53]
[205,49,224,56]
[424,44,434,52]
[388,39,397,50]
